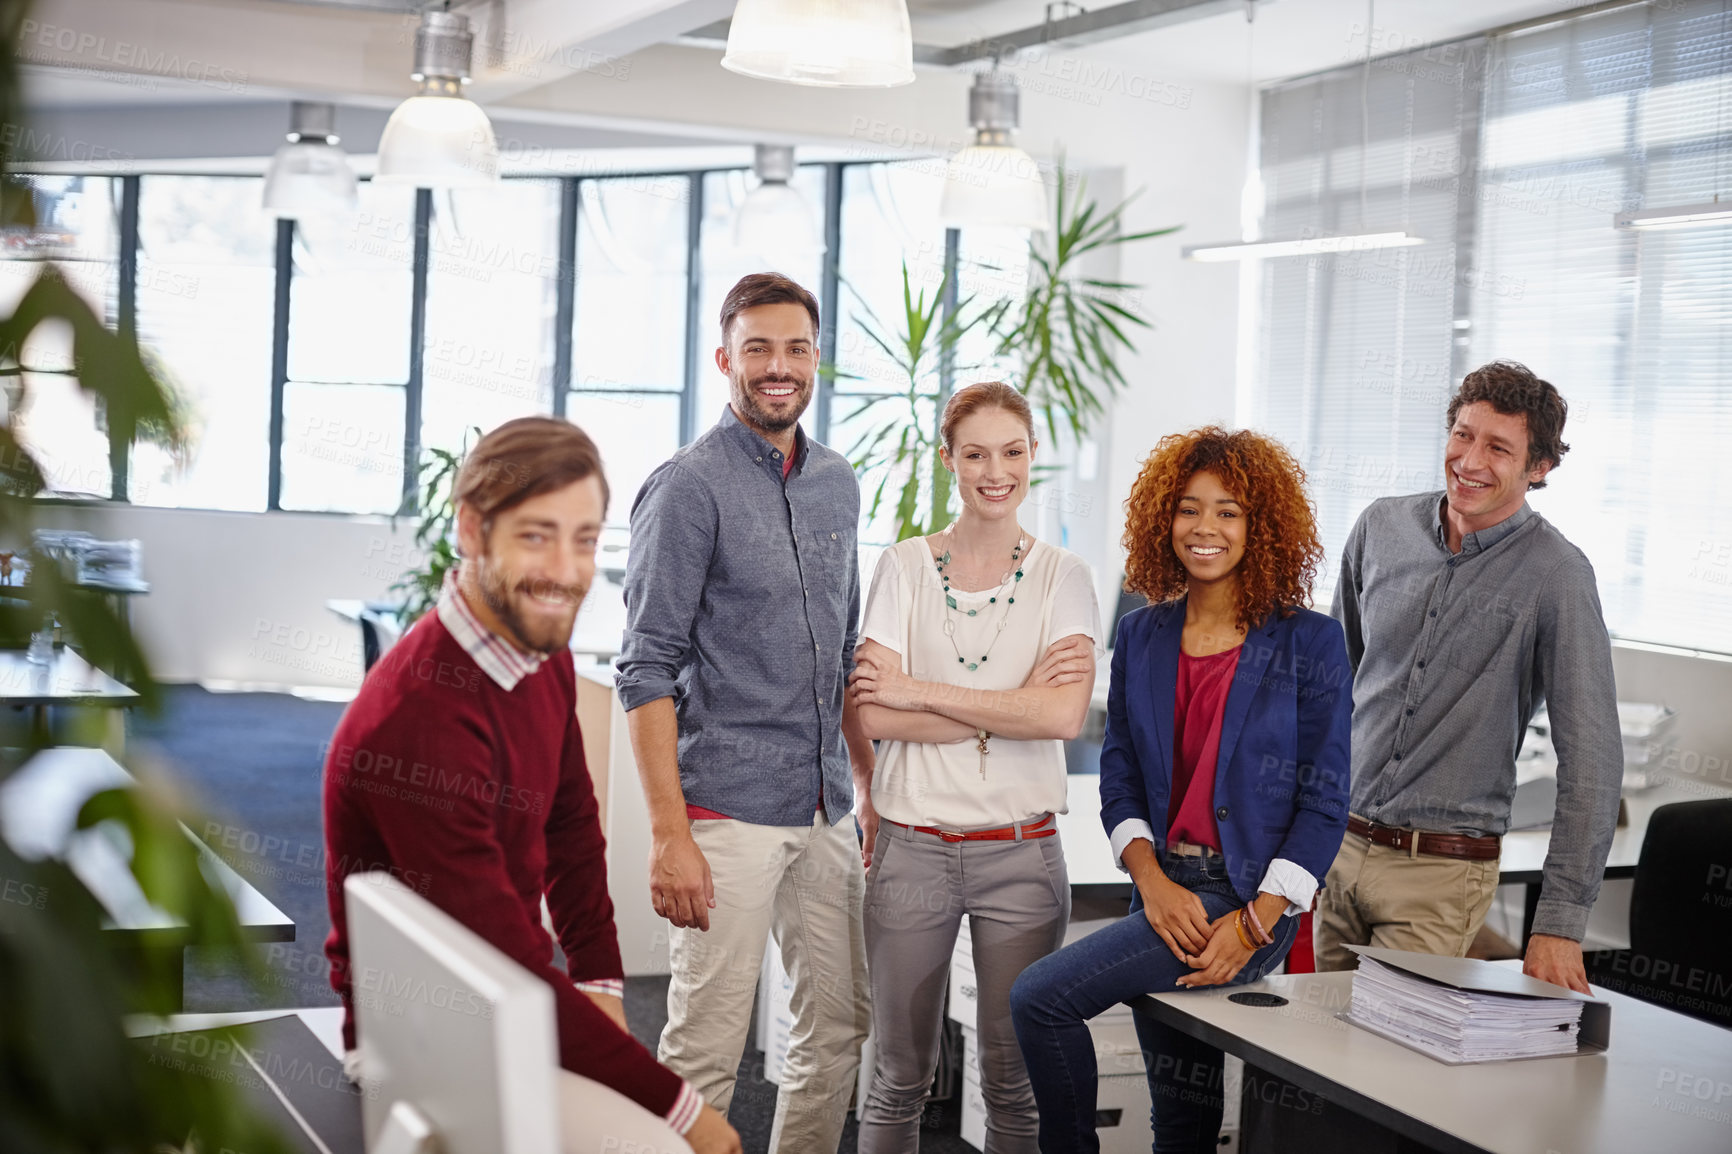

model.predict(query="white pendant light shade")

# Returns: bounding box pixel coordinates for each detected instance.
[735,182,824,257]
[941,145,1048,231]
[262,102,357,221]
[733,144,824,265]
[938,70,1049,231]
[377,92,499,188]
[375,10,498,188]
[723,0,914,88]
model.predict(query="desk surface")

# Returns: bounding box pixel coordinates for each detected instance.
[1140,969,1732,1154]
[0,747,293,943]
[1497,780,1716,883]
[0,647,137,706]
[128,1006,345,1059]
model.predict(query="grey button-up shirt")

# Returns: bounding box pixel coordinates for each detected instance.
[1332,491,1622,941]
[616,407,861,827]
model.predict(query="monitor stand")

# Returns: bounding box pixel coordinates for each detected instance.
[373,1101,438,1154]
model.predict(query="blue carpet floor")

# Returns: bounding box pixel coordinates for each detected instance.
[138,685,973,1153]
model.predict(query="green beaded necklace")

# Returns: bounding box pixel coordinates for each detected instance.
[934,532,1027,671]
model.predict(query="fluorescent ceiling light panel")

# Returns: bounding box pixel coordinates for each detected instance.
[1183,231,1426,262]
[1613,202,1732,231]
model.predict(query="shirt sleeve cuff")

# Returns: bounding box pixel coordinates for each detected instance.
[1257,858,1318,917]
[1109,818,1157,873]
[1530,899,1590,943]
[665,1080,704,1134]
[573,979,625,999]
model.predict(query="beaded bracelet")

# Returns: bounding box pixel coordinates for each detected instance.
[1233,909,1258,951]
[1242,901,1275,947]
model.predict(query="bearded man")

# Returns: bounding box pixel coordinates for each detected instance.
[616,273,874,1153]
[322,417,739,1154]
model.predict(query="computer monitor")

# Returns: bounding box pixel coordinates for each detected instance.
[345,871,560,1154]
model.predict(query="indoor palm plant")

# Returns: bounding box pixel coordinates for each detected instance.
[842,164,1177,540]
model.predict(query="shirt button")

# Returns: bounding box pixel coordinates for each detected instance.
[1417,661,1426,669]
[1393,752,1403,761]
[1405,708,1414,716]
[755,456,762,463]
[1428,609,1437,617]
[1215,806,1229,820]
[831,532,837,540]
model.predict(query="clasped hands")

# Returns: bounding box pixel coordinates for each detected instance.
[847,634,1094,712]
[1138,869,1275,989]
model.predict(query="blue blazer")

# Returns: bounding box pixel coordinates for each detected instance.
[1098,600,1352,903]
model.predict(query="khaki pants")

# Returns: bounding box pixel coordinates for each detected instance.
[1313,822,1501,972]
[659,811,869,1154]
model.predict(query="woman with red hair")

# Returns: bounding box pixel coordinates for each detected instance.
[1009,427,1351,1153]
[848,382,1103,1153]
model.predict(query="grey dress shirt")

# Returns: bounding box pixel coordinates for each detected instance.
[1331,492,1622,941]
[616,407,861,827]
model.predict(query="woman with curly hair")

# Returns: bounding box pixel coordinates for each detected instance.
[1009,427,1351,1153]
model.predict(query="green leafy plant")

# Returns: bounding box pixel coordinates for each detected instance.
[840,264,993,542]
[390,429,478,627]
[840,163,1178,542]
[991,165,1178,448]
[0,2,292,1150]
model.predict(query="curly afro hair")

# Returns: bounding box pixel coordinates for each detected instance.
[1122,427,1323,629]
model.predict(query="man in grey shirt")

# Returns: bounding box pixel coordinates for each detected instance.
[1315,360,1622,992]
[615,273,872,1153]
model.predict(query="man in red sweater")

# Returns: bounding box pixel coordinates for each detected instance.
[322,417,739,1154]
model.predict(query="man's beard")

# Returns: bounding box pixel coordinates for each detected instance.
[474,553,588,655]
[733,371,813,433]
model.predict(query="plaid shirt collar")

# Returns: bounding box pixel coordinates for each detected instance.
[435,566,548,692]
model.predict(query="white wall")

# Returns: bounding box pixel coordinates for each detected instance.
[1610,644,1732,795]
[42,503,419,689]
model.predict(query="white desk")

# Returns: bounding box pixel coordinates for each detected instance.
[0,747,296,1007]
[1138,969,1732,1154]
[127,1005,345,1059]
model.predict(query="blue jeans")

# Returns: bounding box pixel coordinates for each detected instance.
[1009,854,1298,1153]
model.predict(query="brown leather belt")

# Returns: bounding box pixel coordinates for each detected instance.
[1347,814,1501,861]
[890,814,1056,844]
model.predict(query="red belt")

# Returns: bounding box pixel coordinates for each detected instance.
[1347,814,1501,861]
[888,814,1056,844]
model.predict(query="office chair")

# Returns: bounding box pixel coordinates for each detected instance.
[1585,797,1732,1030]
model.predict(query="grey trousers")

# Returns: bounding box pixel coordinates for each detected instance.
[858,820,1071,1154]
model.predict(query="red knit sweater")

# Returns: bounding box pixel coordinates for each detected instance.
[322,611,683,1118]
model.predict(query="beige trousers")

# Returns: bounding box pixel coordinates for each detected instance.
[1313,823,1502,972]
[658,811,869,1154]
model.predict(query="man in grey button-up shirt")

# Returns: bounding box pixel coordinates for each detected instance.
[616,273,872,1153]
[1316,361,1621,993]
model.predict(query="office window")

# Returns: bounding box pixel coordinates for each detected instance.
[279,182,417,514]
[832,162,951,547]
[1472,1,1732,652]
[569,175,691,513]
[132,175,276,511]
[1247,40,1481,606]
[1252,2,1732,654]
[0,175,119,497]
[421,180,562,459]
[693,166,828,434]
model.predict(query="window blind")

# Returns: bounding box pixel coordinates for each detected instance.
[1251,0,1732,653]
[1473,0,1732,653]
[1249,39,1480,606]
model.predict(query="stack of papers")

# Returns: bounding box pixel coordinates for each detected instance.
[1348,954,1583,1063]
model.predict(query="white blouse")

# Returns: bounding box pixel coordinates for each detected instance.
[859,535,1102,829]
